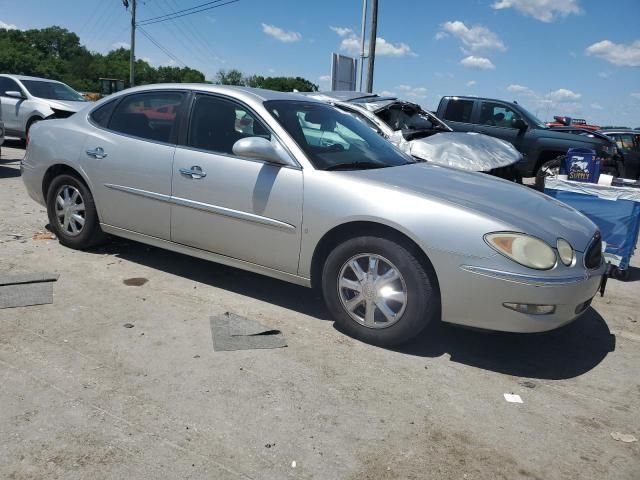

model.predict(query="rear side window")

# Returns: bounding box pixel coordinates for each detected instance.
[90,100,117,127]
[443,99,474,123]
[108,91,185,143]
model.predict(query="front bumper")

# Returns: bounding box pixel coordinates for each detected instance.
[441,263,605,333]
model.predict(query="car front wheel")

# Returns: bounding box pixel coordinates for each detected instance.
[46,174,106,249]
[322,236,439,346]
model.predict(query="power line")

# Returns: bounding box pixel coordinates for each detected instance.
[137,0,240,26]
[138,0,225,24]
[138,26,188,68]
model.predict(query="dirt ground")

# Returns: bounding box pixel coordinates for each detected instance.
[1,142,639,479]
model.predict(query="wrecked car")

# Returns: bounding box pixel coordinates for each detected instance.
[0,74,88,140]
[306,91,523,182]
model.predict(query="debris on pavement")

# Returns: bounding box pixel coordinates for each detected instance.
[0,272,59,309]
[123,323,134,328]
[610,432,638,443]
[210,312,287,351]
[123,277,148,286]
[291,461,297,468]
[32,232,56,240]
[519,380,537,389]
[504,393,524,404]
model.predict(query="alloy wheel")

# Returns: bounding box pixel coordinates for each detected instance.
[54,185,86,237]
[337,253,408,329]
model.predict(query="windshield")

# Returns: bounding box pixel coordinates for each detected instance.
[518,104,547,129]
[264,100,414,170]
[21,80,87,102]
[376,103,450,132]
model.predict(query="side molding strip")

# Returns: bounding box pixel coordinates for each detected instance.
[104,183,296,232]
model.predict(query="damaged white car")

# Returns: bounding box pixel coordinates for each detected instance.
[307,92,524,182]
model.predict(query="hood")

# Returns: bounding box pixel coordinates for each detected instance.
[539,127,609,146]
[393,131,522,171]
[346,163,597,252]
[44,99,88,113]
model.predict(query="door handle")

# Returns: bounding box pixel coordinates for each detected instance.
[86,147,107,159]
[179,165,207,179]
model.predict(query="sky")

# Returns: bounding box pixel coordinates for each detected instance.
[1,0,639,126]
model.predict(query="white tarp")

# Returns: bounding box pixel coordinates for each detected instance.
[546,177,640,203]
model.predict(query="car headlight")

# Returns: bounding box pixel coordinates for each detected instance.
[556,238,574,266]
[485,232,556,270]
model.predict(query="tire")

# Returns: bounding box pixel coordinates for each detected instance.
[535,156,564,191]
[322,236,440,346]
[46,174,107,249]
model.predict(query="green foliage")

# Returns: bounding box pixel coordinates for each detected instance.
[0,25,316,94]
[0,26,206,92]
[217,70,318,92]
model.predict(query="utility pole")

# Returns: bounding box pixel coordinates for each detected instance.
[359,0,368,92]
[365,0,378,93]
[123,0,136,87]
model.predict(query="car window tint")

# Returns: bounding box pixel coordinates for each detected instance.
[443,99,474,123]
[615,134,639,151]
[337,106,384,136]
[108,91,184,143]
[265,100,413,170]
[90,100,117,127]
[0,77,21,96]
[479,102,522,128]
[188,95,270,155]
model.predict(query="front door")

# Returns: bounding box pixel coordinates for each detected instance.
[0,77,25,135]
[81,90,186,240]
[474,100,527,151]
[171,94,303,274]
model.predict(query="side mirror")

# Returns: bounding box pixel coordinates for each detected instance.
[5,90,25,100]
[232,137,287,165]
[513,118,528,131]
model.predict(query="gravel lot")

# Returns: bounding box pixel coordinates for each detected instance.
[1,142,639,479]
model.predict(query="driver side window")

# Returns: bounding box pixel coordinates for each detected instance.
[188,95,270,155]
[480,102,521,128]
[0,77,21,96]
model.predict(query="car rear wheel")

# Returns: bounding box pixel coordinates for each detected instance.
[46,174,107,249]
[322,236,439,346]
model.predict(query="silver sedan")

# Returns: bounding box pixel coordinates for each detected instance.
[21,85,606,346]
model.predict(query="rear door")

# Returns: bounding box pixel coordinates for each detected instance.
[81,90,187,239]
[171,93,303,274]
[439,98,476,132]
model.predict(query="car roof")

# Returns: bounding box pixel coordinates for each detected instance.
[109,83,323,103]
[0,74,64,83]
[598,129,638,134]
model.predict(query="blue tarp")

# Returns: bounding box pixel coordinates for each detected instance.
[545,180,640,270]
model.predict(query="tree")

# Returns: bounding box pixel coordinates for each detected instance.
[0,26,208,93]
[215,69,244,86]
[245,75,318,92]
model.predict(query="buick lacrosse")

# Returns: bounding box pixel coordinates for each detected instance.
[22,85,605,345]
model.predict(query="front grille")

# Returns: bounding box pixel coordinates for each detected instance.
[584,232,602,269]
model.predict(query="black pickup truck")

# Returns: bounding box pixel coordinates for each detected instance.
[436,96,618,181]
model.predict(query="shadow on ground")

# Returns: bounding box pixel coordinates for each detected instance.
[391,309,615,380]
[93,239,331,321]
[91,238,615,380]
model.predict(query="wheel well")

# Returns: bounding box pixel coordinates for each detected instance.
[310,221,439,292]
[535,150,565,173]
[42,164,87,199]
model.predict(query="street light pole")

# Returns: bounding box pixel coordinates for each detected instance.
[365,0,378,93]
[359,0,368,92]
[123,0,137,87]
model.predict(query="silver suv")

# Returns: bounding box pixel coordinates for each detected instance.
[0,74,89,140]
